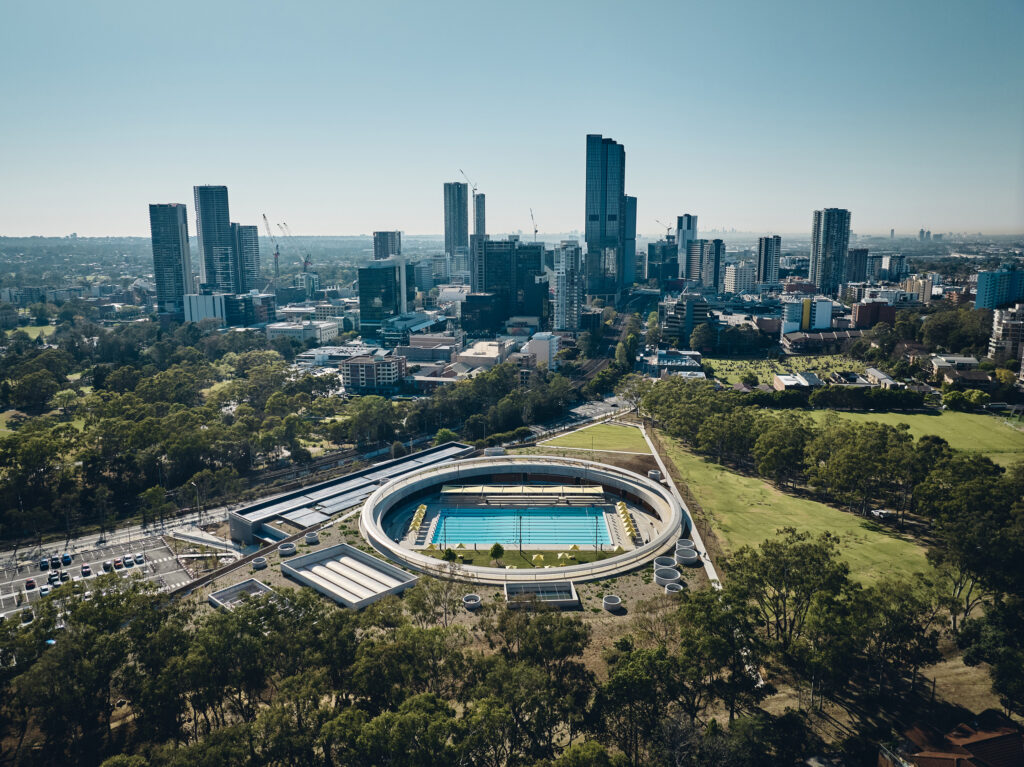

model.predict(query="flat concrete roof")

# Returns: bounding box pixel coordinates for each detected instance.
[281,543,417,609]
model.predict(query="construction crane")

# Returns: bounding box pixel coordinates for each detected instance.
[262,214,280,280]
[277,222,312,272]
[655,219,673,237]
[530,209,538,242]
[458,169,477,196]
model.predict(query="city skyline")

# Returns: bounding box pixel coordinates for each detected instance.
[1,1,1022,237]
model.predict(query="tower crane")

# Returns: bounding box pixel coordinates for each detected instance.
[458,169,477,196]
[530,209,538,242]
[262,214,280,281]
[655,219,673,237]
[277,222,312,272]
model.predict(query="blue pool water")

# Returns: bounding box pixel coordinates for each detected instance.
[430,506,611,546]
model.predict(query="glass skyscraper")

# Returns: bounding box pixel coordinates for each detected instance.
[810,208,851,296]
[584,134,629,302]
[554,240,584,331]
[193,185,234,292]
[357,259,415,334]
[756,235,781,285]
[443,182,469,257]
[149,203,193,314]
[231,223,260,293]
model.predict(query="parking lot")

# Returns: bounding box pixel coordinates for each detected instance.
[0,536,192,619]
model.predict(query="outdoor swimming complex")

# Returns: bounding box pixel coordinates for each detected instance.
[361,454,688,585]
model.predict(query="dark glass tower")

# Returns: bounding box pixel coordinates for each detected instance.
[149,203,193,314]
[357,259,415,334]
[584,134,627,301]
[756,235,781,284]
[231,223,260,293]
[443,182,469,257]
[810,208,852,296]
[193,185,234,292]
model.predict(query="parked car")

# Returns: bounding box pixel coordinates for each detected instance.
[113,558,123,570]
[49,556,60,569]
[39,559,49,571]
[133,552,145,564]
[102,560,113,572]
[21,609,33,624]
[81,563,92,577]
[25,578,36,590]
[61,553,72,566]
[123,554,134,567]
[48,571,59,584]
[39,585,51,597]
[59,570,70,582]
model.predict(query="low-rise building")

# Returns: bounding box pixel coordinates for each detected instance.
[931,354,979,375]
[456,339,516,369]
[864,367,899,388]
[265,319,340,344]
[772,372,823,391]
[524,332,560,369]
[640,349,704,379]
[852,300,896,329]
[337,354,407,394]
[724,264,756,295]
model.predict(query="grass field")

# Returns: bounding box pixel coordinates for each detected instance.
[706,354,865,385]
[806,409,1024,467]
[660,435,931,583]
[540,423,651,453]
[420,547,616,568]
[6,324,56,340]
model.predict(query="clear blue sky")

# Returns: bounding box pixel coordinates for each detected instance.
[1,0,1022,237]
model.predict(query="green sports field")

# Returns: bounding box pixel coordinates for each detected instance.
[540,423,651,453]
[806,409,1024,467]
[660,435,931,583]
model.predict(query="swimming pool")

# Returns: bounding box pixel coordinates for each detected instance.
[430,506,611,546]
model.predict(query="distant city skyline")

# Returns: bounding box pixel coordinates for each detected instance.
[1,0,1023,237]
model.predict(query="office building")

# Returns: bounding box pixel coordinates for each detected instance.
[659,294,711,344]
[461,292,502,335]
[357,258,415,334]
[810,208,851,296]
[724,264,756,295]
[756,235,781,285]
[475,236,548,325]
[184,291,276,327]
[988,304,1024,361]
[676,215,698,280]
[553,240,585,331]
[890,228,895,239]
[193,185,235,292]
[373,231,402,260]
[975,267,1024,310]
[231,223,260,293]
[584,134,628,301]
[265,319,340,345]
[701,239,726,293]
[443,182,469,257]
[474,193,486,236]
[623,195,637,286]
[337,354,407,394]
[646,236,678,287]
[781,297,833,335]
[149,203,193,314]
[844,247,868,284]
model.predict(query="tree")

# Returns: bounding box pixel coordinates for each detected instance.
[689,323,715,352]
[489,543,505,564]
[615,374,652,417]
[434,428,459,445]
[728,528,850,651]
[739,371,759,388]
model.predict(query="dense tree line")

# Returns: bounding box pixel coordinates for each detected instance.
[0,316,584,543]
[640,376,1024,714]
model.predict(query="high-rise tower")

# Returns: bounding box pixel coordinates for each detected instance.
[373,231,402,260]
[473,193,486,236]
[554,240,585,331]
[149,203,193,314]
[193,185,234,292]
[584,134,627,301]
[231,223,260,293]
[810,208,851,296]
[676,215,698,279]
[756,235,781,285]
[443,182,469,257]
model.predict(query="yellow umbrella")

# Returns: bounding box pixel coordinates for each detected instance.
[532,554,544,561]
[456,542,465,549]
[557,552,568,560]
[426,543,436,550]
[569,544,580,551]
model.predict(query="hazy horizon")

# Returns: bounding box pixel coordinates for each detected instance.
[1,0,1022,238]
